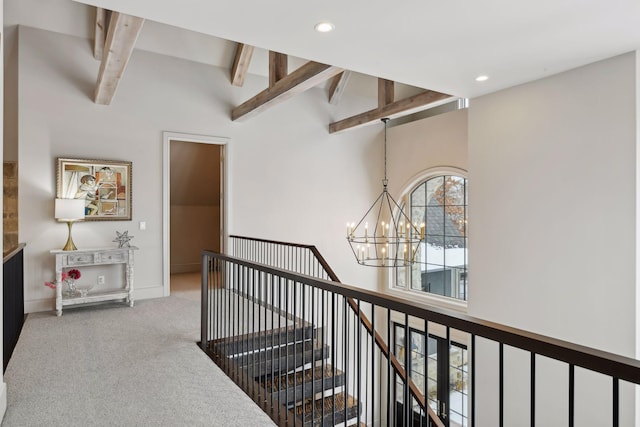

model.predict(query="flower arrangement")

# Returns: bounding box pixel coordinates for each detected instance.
[44,269,82,290]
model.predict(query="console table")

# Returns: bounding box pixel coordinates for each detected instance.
[51,246,138,316]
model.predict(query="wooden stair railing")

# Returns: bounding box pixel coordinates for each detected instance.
[230,235,443,426]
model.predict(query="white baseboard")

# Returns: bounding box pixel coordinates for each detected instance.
[25,286,166,314]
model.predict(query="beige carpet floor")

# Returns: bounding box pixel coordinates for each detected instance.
[1,273,276,426]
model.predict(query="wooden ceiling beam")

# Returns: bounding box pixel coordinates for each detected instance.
[93,7,108,60]
[378,78,395,108]
[230,43,254,87]
[328,71,351,105]
[232,61,343,122]
[94,12,144,105]
[329,90,453,134]
[269,51,288,87]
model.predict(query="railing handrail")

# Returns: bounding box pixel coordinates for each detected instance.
[206,249,640,385]
[230,234,341,282]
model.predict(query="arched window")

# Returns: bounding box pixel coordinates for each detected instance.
[394,174,468,301]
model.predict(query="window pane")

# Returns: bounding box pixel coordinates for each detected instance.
[424,268,446,296]
[445,237,466,266]
[426,206,445,236]
[444,206,466,237]
[411,206,426,230]
[410,256,424,291]
[411,182,426,207]
[426,176,444,205]
[426,237,445,265]
[445,176,466,206]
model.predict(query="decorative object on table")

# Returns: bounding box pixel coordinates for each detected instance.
[56,158,132,221]
[113,230,134,248]
[45,269,82,297]
[54,198,85,251]
[75,283,95,298]
[346,118,422,267]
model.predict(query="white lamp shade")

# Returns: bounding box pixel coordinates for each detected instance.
[55,198,85,220]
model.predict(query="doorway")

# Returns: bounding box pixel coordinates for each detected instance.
[393,324,469,426]
[162,132,228,297]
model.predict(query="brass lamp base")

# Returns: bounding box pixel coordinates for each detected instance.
[62,221,77,251]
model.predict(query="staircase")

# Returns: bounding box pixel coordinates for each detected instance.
[211,324,361,426]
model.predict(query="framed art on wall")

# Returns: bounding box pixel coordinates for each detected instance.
[57,158,132,221]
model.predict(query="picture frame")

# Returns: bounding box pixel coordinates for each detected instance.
[56,158,132,221]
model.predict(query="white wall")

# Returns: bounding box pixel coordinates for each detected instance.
[469,52,637,426]
[15,25,381,311]
[384,108,469,293]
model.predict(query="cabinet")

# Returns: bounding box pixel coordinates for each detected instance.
[51,246,137,316]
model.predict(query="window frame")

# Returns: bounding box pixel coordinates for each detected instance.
[387,167,469,312]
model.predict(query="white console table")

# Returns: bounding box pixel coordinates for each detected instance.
[51,246,138,316]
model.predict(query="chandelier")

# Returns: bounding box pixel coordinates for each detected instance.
[347,118,423,267]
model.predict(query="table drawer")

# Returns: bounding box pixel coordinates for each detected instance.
[96,252,126,263]
[66,253,95,266]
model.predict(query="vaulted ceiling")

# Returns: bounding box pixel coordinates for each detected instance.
[75,0,640,131]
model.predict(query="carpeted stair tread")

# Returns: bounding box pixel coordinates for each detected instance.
[262,365,343,392]
[236,341,329,377]
[291,392,360,426]
[211,324,314,356]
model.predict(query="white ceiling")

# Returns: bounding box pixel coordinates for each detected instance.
[73,0,640,98]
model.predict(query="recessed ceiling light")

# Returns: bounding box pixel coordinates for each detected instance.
[314,22,335,33]
[475,75,489,82]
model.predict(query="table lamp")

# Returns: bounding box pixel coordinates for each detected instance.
[55,198,85,251]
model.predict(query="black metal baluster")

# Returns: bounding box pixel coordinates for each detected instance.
[200,255,207,351]
[321,288,326,425]
[278,276,283,425]
[569,364,575,427]
[371,304,376,425]
[613,377,619,427]
[423,318,428,426]
[253,268,259,403]
[387,308,391,427]
[270,273,275,413]
[499,342,504,427]
[311,282,316,426]
[331,291,336,426]
[243,265,248,396]
[343,297,349,426]
[228,261,233,373]
[285,277,290,424]
[293,280,298,426]
[531,352,535,427]
[357,300,362,426]
[404,313,410,427]
[471,334,475,427]
[301,282,306,426]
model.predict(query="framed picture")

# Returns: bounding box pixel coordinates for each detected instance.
[57,158,132,221]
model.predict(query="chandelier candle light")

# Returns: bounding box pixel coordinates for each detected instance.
[347,118,424,267]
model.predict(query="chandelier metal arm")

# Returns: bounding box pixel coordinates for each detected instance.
[346,118,424,267]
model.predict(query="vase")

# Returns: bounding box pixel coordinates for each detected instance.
[65,279,77,297]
